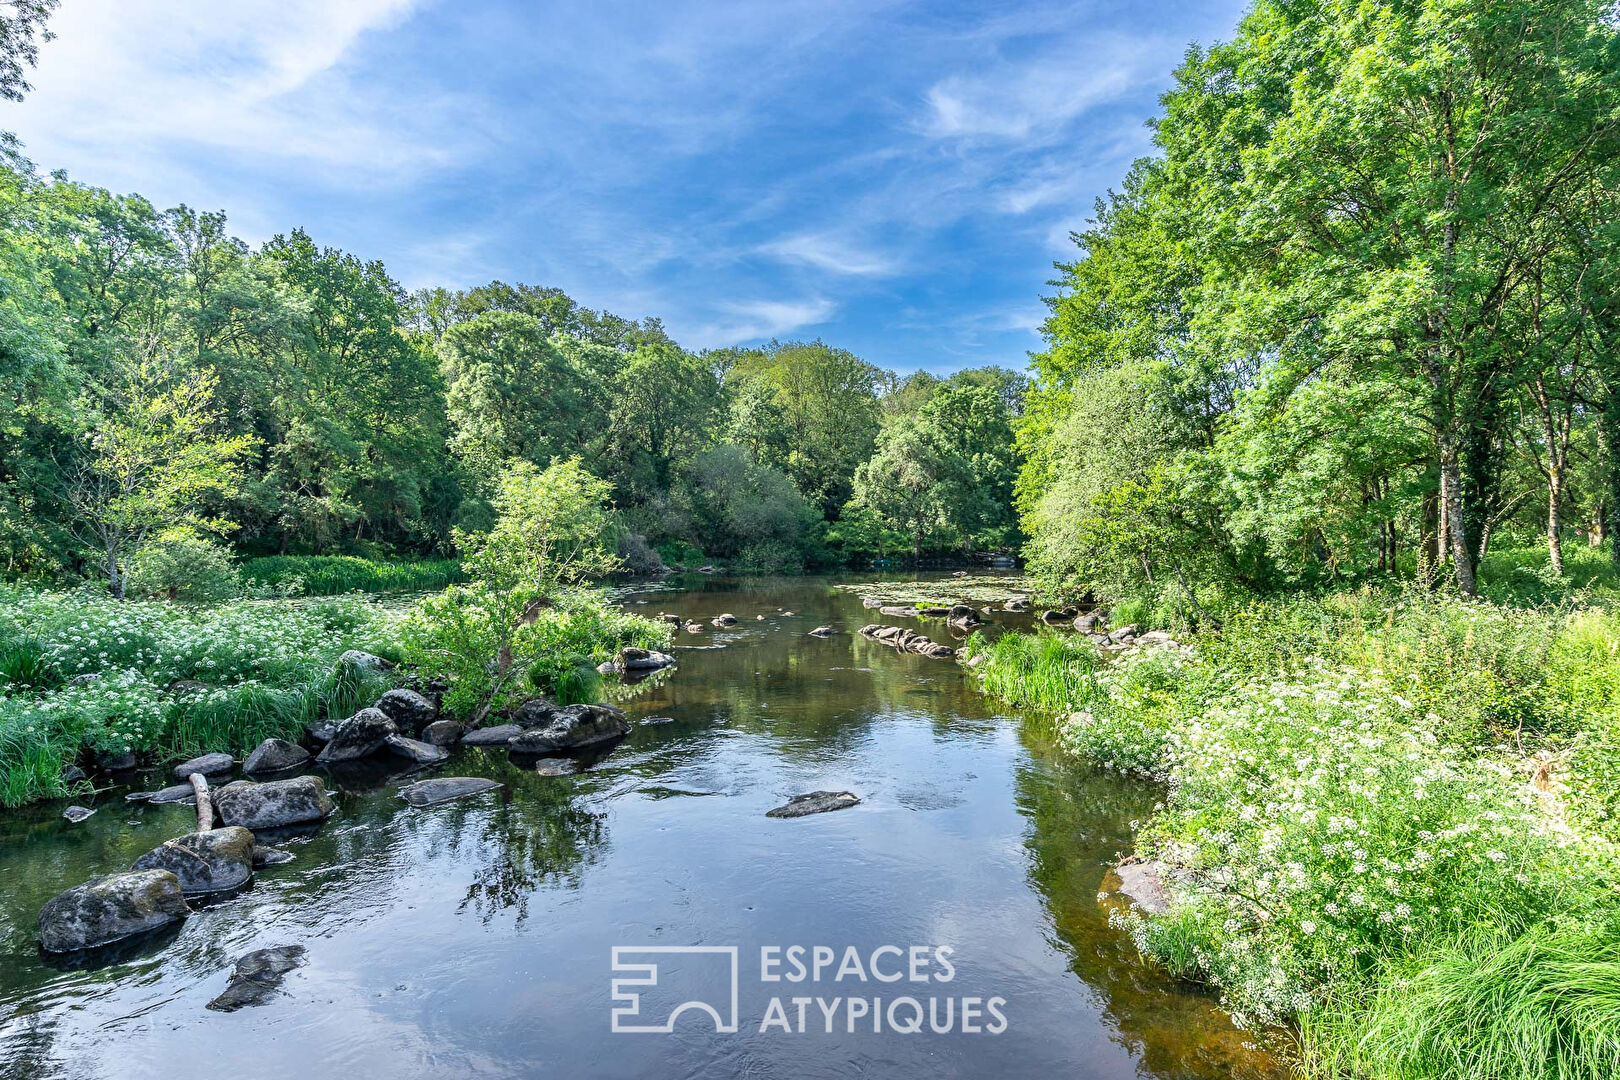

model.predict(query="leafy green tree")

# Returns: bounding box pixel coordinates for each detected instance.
[66,359,257,597]
[848,415,973,560]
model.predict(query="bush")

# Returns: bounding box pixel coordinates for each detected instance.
[125,531,241,602]
[971,587,1620,1075]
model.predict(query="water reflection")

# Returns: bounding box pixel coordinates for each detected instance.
[0,573,1282,1080]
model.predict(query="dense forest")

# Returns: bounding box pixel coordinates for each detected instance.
[1014,0,1620,613]
[0,159,1023,591]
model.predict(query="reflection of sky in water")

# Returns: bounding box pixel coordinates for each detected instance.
[0,574,1282,1080]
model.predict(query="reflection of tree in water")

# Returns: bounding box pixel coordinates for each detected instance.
[457,784,606,927]
[1012,725,1289,1080]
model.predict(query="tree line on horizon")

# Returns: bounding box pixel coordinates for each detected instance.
[0,153,1024,591]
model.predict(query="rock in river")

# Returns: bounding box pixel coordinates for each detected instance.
[766,791,861,818]
[38,870,190,953]
[207,945,306,1012]
[711,613,739,627]
[509,704,630,753]
[421,720,463,747]
[314,707,396,764]
[171,752,234,780]
[374,688,437,734]
[62,805,96,823]
[384,733,450,765]
[214,776,334,830]
[253,844,295,868]
[460,723,521,746]
[399,776,504,807]
[131,827,255,895]
[616,646,675,671]
[243,738,310,775]
[808,626,835,637]
[512,698,562,728]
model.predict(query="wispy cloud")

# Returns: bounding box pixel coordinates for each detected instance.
[919,36,1158,141]
[686,298,836,348]
[758,232,900,277]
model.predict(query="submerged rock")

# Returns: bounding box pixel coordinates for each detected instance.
[252,844,295,868]
[214,776,334,830]
[421,720,463,747]
[142,783,198,806]
[38,870,189,953]
[399,776,504,807]
[766,791,861,818]
[509,704,630,753]
[206,945,306,1012]
[131,827,255,895]
[314,707,396,764]
[243,738,310,775]
[460,723,520,746]
[171,752,234,780]
[383,734,449,765]
[374,688,437,734]
[879,605,921,618]
[683,621,705,633]
[808,626,835,637]
[1111,860,1170,914]
[62,805,96,824]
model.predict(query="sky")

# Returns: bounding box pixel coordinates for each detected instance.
[3,0,1248,375]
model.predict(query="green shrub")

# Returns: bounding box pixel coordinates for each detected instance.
[124,531,241,602]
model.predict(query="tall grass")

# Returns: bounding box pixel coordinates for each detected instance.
[242,555,464,596]
[967,631,1100,714]
[1306,919,1620,1080]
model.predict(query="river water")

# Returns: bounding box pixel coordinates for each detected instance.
[0,574,1280,1079]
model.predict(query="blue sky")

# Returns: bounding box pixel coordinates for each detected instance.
[5,0,1247,374]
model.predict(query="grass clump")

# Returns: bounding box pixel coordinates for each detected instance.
[242,555,464,596]
[970,581,1620,1079]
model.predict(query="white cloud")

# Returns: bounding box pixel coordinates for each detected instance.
[7,0,464,189]
[685,298,836,348]
[920,36,1158,141]
[758,232,899,277]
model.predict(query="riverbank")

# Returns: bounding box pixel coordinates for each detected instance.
[0,583,666,807]
[966,587,1620,1078]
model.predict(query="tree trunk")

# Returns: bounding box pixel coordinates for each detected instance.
[1440,441,1477,596]
[1547,472,1565,577]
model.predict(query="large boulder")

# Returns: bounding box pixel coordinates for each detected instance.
[383,734,449,765]
[214,776,334,830]
[172,752,234,780]
[207,945,306,1012]
[512,698,562,729]
[616,647,675,671]
[508,704,629,753]
[421,720,463,747]
[38,870,189,953]
[374,689,436,734]
[399,776,504,808]
[314,708,395,764]
[766,791,860,818]
[131,827,255,895]
[243,738,310,775]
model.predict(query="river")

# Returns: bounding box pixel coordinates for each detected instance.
[0,573,1281,1079]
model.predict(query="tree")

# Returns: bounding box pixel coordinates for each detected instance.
[66,359,256,597]
[0,0,56,103]
[406,458,622,721]
[848,415,973,560]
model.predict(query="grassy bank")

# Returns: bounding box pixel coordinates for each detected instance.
[968,583,1620,1078]
[0,582,666,808]
[242,555,465,596]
